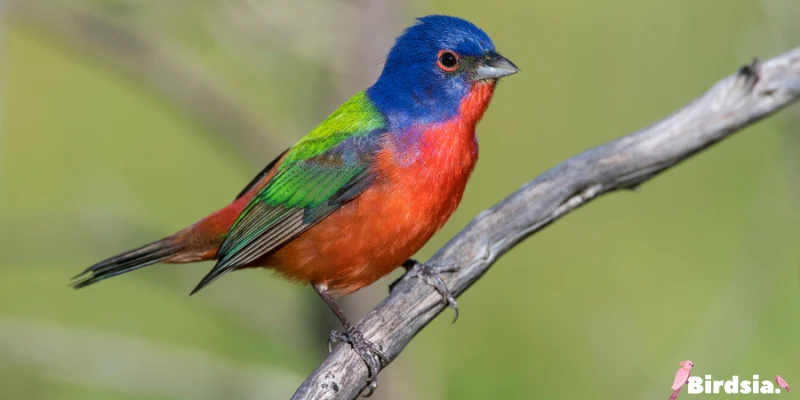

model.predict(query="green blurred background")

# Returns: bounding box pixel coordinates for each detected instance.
[2,0,799,399]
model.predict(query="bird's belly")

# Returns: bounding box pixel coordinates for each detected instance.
[266,168,470,296]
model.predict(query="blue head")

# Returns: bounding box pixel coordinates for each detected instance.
[367,15,518,130]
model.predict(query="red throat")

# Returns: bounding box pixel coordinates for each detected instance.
[461,80,497,126]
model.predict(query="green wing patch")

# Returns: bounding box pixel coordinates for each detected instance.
[282,91,384,164]
[189,91,386,294]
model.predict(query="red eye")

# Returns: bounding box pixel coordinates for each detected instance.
[437,50,460,72]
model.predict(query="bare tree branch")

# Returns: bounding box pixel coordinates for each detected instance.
[291,47,800,399]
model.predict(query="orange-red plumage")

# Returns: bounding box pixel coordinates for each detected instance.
[268,81,495,294]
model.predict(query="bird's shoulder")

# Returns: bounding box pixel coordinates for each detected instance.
[284,90,387,165]
[248,91,387,209]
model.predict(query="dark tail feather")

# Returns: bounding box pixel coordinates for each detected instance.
[71,238,182,289]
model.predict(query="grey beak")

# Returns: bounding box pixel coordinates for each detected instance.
[473,52,520,81]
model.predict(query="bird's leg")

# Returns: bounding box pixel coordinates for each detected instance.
[390,259,459,323]
[313,283,388,397]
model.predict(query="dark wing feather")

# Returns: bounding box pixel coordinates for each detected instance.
[235,149,290,200]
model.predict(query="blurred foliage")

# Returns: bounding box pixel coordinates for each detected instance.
[2,0,800,399]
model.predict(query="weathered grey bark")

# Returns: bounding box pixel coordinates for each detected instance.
[291,47,800,399]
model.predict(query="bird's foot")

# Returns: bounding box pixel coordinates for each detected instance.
[328,327,389,397]
[391,259,459,323]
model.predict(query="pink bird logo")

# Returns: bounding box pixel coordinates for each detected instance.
[776,375,790,392]
[669,360,694,400]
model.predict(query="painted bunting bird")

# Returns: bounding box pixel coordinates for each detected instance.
[776,375,790,392]
[669,360,694,400]
[71,14,518,393]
